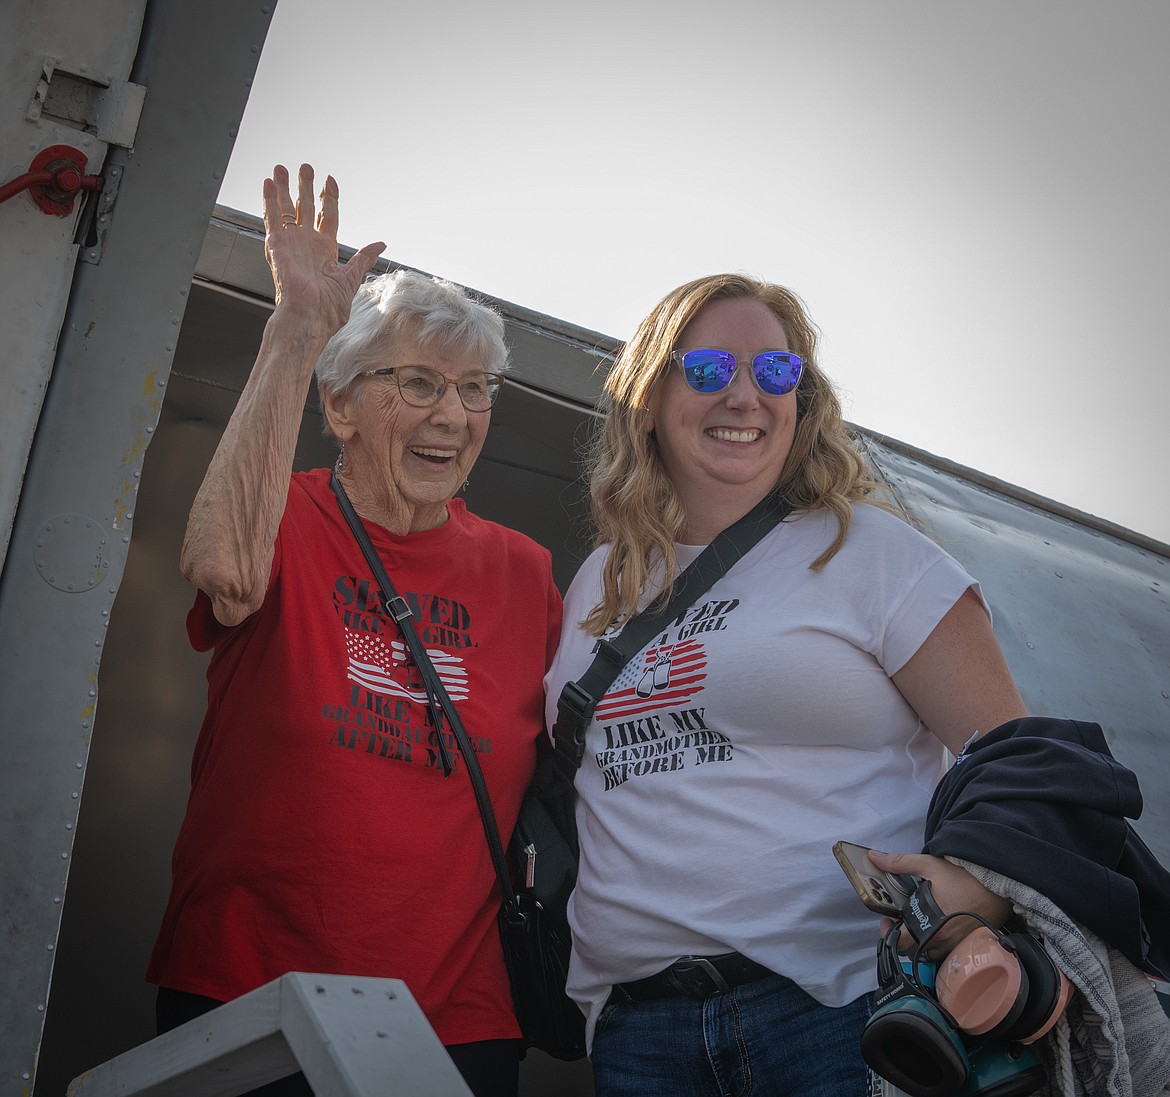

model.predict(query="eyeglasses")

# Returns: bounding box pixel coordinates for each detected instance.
[362,365,505,412]
[671,348,803,397]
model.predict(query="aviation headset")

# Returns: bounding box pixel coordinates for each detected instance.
[861,883,1073,1097]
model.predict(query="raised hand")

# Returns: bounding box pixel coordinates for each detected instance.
[182,164,386,626]
[261,163,386,338]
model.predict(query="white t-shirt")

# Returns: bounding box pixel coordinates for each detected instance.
[543,503,981,1045]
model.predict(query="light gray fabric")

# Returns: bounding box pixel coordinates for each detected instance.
[954,858,1170,1097]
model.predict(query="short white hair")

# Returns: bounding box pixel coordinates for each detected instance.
[315,269,509,414]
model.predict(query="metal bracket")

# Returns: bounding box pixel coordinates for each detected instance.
[79,158,125,265]
[65,973,472,1096]
[28,58,146,149]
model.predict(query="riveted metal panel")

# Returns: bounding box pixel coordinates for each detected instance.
[0,2,275,1092]
[0,0,147,573]
[866,436,1170,861]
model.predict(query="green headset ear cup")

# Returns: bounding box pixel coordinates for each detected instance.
[955,1038,1047,1097]
[861,993,969,1097]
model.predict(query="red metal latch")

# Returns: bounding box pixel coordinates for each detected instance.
[0,145,103,215]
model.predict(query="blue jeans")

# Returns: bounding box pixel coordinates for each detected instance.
[591,972,872,1097]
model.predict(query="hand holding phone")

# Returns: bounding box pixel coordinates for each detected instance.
[833,840,917,917]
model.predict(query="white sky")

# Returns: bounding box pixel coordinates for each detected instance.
[218,0,1169,545]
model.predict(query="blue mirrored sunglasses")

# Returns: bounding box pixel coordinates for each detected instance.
[671,348,804,396]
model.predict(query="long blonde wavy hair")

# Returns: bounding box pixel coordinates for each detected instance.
[583,273,888,636]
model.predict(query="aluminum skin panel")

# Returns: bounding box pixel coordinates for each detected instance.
[0,0,147,572]
[0,3,275,1092]
[868,439,1170,861]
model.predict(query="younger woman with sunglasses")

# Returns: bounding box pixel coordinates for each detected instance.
[544,273,1027,1094]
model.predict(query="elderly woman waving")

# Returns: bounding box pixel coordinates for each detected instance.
[148,165,561,1097]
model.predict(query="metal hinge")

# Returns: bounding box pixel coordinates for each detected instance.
[28,58,146,149]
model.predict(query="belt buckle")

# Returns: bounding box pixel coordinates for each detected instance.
[670,957,730,998]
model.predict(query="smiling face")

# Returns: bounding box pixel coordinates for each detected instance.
[648,296,798,541]
[324,334,491,533]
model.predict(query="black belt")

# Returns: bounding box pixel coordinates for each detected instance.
[609,952,776,1003]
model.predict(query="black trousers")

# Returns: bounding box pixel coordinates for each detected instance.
[156,987,521,1097]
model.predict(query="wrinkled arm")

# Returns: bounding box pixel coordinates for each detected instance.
[180,164,385,626]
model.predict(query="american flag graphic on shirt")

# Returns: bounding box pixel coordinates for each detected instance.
[593,639,707,721]
[343,625,469,704]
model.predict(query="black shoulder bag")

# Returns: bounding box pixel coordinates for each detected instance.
[332,471,788,1061]
[549,491,792,786]
[330,472,584,1059]
[519,491,792,1056]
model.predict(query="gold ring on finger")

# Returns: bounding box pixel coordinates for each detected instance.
[281,214,297,226]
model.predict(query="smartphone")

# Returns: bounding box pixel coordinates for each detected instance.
[832,840,916,917]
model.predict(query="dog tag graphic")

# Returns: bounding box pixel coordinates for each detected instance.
[636,653,672,697]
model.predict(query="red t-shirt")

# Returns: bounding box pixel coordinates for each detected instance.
[147,469,563,1044]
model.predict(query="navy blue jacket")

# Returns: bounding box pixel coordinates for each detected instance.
[923,716,1170,980]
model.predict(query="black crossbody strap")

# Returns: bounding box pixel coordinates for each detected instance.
[552,491,792,783]
[330,473,520,913]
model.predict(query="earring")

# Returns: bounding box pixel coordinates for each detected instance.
[335,445,346,474]
[462,480,470,493]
